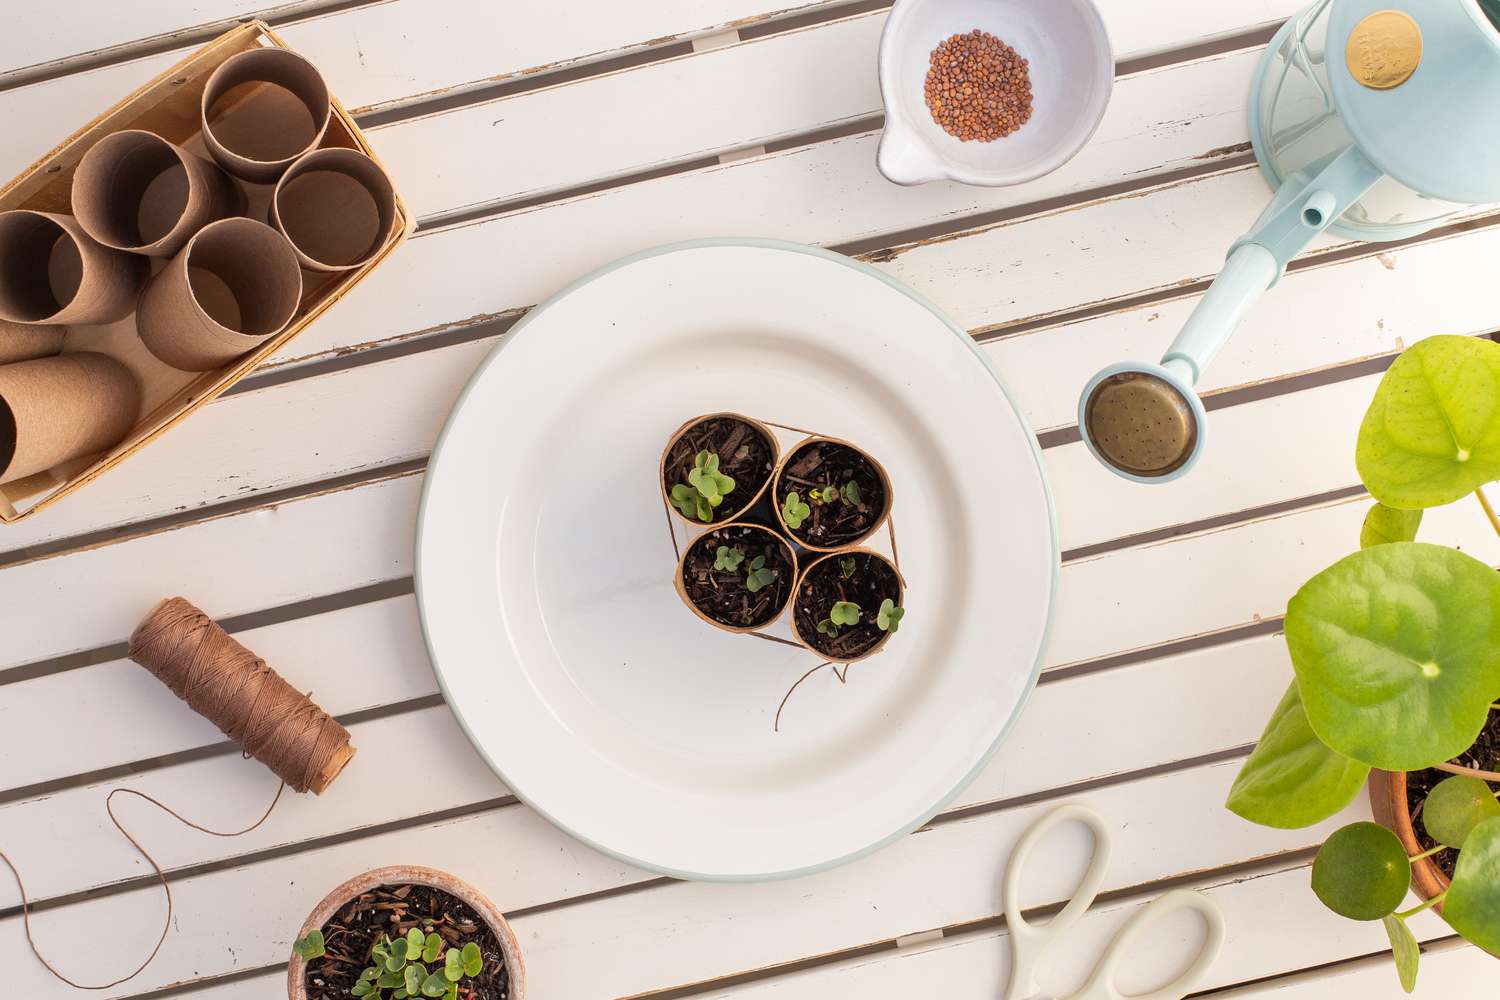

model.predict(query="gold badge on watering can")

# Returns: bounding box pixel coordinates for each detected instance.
[1347,10,1423,89]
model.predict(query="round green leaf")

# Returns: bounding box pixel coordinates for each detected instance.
[1311,821,1412,920]
[1356,335,1500,508]
[461,941,483,976]
[1287,542,1500,770]
[1423,775,1500,848]
[1443,815,1500,952]
[1360,503,1422,549]
[1226,681,1370,829]
[1381,914,1420,993]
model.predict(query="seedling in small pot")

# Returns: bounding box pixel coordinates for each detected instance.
[662,413,778,525]
[794,550,903,661]
[774,437,892,550]
[1225,336,1500,992]
[677,523,796,631]
[782,492,811,529]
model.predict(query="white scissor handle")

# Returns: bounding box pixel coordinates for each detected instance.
[1003,804,1113,1000]
[1070,889,1227,1000]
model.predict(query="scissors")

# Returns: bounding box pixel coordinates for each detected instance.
[1003,804,1226,1000]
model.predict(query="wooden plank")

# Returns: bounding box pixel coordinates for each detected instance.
[1213,939,1485,999]
[0,0,846,176]
[0,596,428,791]
[0,0,293,80]
[0,759,1356,996]
[688,864,1451,1000]
[7,428,1498,678]
[1,630,1294,901]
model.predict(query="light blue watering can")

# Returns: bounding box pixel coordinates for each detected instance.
[1079,0,1500,483]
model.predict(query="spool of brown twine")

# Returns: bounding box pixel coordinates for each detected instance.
[1,596,355,990]
[129,596,355,794]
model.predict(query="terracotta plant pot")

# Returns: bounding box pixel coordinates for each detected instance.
[674,521,798,633]
[790,547,905,663]
[1369,769,1450,913]
[288,865,525,999]
[660,411,780,528]
[771,434,894,553]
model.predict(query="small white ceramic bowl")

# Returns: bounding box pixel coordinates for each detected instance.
[876,0,1114,186]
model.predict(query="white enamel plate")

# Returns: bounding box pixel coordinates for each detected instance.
[417,240,1057,881]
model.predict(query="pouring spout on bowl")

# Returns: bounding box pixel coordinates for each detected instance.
[876,123,947,186]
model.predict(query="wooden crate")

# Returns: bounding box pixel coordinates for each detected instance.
[0,19,413,522]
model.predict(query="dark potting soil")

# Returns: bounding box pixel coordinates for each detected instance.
[682,524,795,629]
[302,883,510,1000]
[776,440,888,548]
[663,415,776,522]
[794,551,901,660]
[1406,708,1500,880]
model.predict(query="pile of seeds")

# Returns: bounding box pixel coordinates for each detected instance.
[924,29,1033,142]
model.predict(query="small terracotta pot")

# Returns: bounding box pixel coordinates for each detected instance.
[201,47,331,183]
[73,129,244,258]
[1369,769,1451,913]
[771,434,894,553]
[287,865,526,1000]
[660,411,780,528]
[271,147,397,272]
[790,547,905,663]
[674,521,798,633]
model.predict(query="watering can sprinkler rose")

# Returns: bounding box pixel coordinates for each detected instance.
[1079,0,1500,482]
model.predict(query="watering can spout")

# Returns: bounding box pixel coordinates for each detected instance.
[1162,145,1385,380]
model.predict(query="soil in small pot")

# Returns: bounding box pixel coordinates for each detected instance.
[681,524,795,629]
[793,551,901,660]
[776,439,888,548]
[1406,707,1500,879]
[302,883,510,1000]
[663,414,776,523]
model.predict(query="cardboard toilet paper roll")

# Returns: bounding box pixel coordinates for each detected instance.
[74,129,244,258]
[0,352,140,485]
[201,47,331,183]
[136,216,302,371]
[0,210,146,325]
[0,319,65,365]
[271,147,396,272]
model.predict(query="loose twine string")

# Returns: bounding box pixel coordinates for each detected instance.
[0,597,353,990]
[662,417,904,731]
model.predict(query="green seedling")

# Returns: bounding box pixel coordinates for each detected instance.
[877,598,904,634]
[715,546,745,571]
[839,556,856,580]
[745,555,777,593]
[332,927,485,1000]
[782,492,811,529]
[817,600,862,638]
[292,929,325,960]
[1225,336,1500,992]
[810,484,840,504]
[842,479,863,507]
[670,450,735,523]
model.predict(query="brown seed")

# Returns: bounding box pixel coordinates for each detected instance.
[922,29,1034,142]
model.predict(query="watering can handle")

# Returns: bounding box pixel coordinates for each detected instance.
[1162,146,1385,383]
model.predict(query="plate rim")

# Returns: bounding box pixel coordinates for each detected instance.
[415,236,1060,882]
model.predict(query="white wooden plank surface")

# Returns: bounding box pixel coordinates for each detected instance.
[1,631,1292,903]
[0,759,1351,996]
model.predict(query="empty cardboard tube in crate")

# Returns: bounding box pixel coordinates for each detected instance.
[73,129,243,258]
[0,209,145,325]
[272,147,398,272]
[0,20,412,523]
[0,353,139,485]
[0,319,64,365]
[137,217,303,372]
[201,46,331,183]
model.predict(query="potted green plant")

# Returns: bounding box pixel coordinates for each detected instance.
[288,866,524,1000]
[773,435,892,551]
[675,522,797,632]
[661,412,779,526]
[1226,336,1500,992]
[791,549,904,662]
